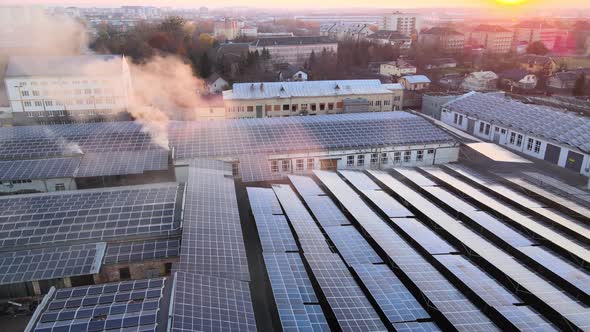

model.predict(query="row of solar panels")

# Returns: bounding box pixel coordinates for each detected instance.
[247,166,589,331]
[0,150,169,181]
[0,183,184,286]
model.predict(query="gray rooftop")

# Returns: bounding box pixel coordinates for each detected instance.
[224,80,393,100]
[251,36,335,47]
[444,92,590,153]
[5,55,125,77]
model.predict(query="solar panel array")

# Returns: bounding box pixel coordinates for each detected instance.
[0,157,80,181]
[168,112,454,160]
[246,186,331,331]
[31,278,166,332]
[522,171,590,206]
[317,170,499,331]
[373,169,589,330]
[103,238,181,265]
[172,160,256,332]
[239,154,285,183]
[0,242,105,285]
[75,150,169,178]
[0,183,181,249]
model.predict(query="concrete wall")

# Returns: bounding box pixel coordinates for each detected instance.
[0,177,77,194]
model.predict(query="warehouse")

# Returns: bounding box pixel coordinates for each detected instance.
[223,79,403,118]
[441,92,590,177]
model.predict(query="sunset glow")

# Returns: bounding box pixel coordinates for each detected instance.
[496,0,527,5]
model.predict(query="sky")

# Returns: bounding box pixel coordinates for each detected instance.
[5,0,590,9]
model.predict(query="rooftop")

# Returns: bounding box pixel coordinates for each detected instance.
[250,36,335,47]
[472,24,511,33]
[223,79,393,100]
[444,92,590,153]
[401,75,431,84]
[366,30,411,40]
[5,55,125,77]
[421,27,463,36]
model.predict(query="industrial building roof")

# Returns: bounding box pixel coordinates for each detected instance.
[444,92,590,153]
[223,79,393,100]
[401,75,431,84]
[250,36,335,47]
[5,55,125,77]
[366,30,411,40]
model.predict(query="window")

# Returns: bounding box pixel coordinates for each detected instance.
[417,150,424,161]
[380,153,388,165]
[307,158,314,170]
[24,101,32,107]
[21,90,29,97]
[484,124,491,135]
[393,96,401,101]
[310,104,317,111]
[282,160,290,172]
[454,113,458,124]
[370,153,378,167]
[301,104,308,111]
[296,159,304,171]
[265,105,272,112]
[319,103,325,110]
[534,140,541,153]
[283,104,289,111]
[510,132,516,144]
[247,106,254,112]
[119,267,131,280]
[291,104,298,112]
[45,100,53,106]
[347,155,355,167]
[526,138,534,151]
[32,90,40,96]
[403,151,411,162]
[427,149,435,154]
[271,160,279,173]
[55,183,65,191]
[34,101,43,107]
[458,115,463,126]
[274,105,281,111]
[357,155,365,167]
[327,103,334,110]
[479,122,485,133]
[375,100,381,106]
[501,129,506,134]
[516,134,523,146]
[393,151,401,163]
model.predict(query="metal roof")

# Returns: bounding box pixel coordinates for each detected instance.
[250,36,335,47]
[5,55,124,77]
[444,92,590,153]
[401,75,431,84]
[224,79,393,100]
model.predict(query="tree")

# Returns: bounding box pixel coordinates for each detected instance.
[573,73,586,96]
[526,41,550,55]
[199,52,211,78]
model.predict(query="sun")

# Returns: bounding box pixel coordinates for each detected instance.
[496,0,527,4]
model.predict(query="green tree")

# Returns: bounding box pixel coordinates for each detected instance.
[526,41,550,55]
[573,73,586,96]
[199,52,211,78]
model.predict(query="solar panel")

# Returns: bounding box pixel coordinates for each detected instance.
[351,263,430,324]
[247,187,299,253]
[392,321,441,332]
[0,157,80,181]
[103,238,181,264]
[522,172,590,206]
[177,161,250,281]
[263,252,329,331]
[76,150,168,178]
[171,272,256,332]
[421,167,590,267]
[0,242,105,285]
[393,167,439,187]
[391,218,458,254]
[323,226,383,265]
[316,170,499,331]
[464,211,536,248]
[272,184,332,253]
[305,305,331,332]
[239,154,284,183]
[370,169,590,330]
[304,252,387,331]
[31,278,166,332]
[0,183,181,249]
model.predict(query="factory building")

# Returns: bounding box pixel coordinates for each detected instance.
[249,36,338,65]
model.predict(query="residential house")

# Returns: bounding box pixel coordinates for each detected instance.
[468,24,513,54]
[498,69,537,91]
[277,65,308,82]
[399,75,431,91]
[320,23,372,41]
[206,73,229,94]
[518,54,558,76]
[364,30,412,49]
[379,59,417,77]
[461,71,498,91]
[418,27,465,53]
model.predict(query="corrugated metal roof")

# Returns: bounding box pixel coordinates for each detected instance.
[5,55,124,77]
[224,80,393,100]
[445,92,590,153]
[401,75,431,84]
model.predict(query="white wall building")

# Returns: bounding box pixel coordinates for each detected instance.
[4,55,133,124]
[379,60,417,77]
[223,80,400,118]
[380,11,420,36]
[461,71,498,91]
[441,92,590,177]
[249,37,338,65]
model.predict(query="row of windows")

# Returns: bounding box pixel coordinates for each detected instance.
[22,97,118,108]
[346,150,434,167]
[509,132,541,153]
[24,109,116,118]
[19,79,113,87]
[453,113,464,126]
[271,158,315,173]
[20,88,116,97]
[227,102,342,113]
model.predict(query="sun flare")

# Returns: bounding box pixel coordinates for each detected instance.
[496,0,527,5]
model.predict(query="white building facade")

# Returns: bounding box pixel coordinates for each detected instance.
[249,37,338,65]
[380,12,420,35]
[4,55,133,124]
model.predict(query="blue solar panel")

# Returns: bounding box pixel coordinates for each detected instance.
[323,226,383,265]
[103,238,181,264]
[30,277,166,332]
[0,157,80,181]
[391,218,458,255]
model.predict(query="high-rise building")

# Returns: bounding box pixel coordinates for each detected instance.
[468,24,513,54]
[380,11,420,36]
